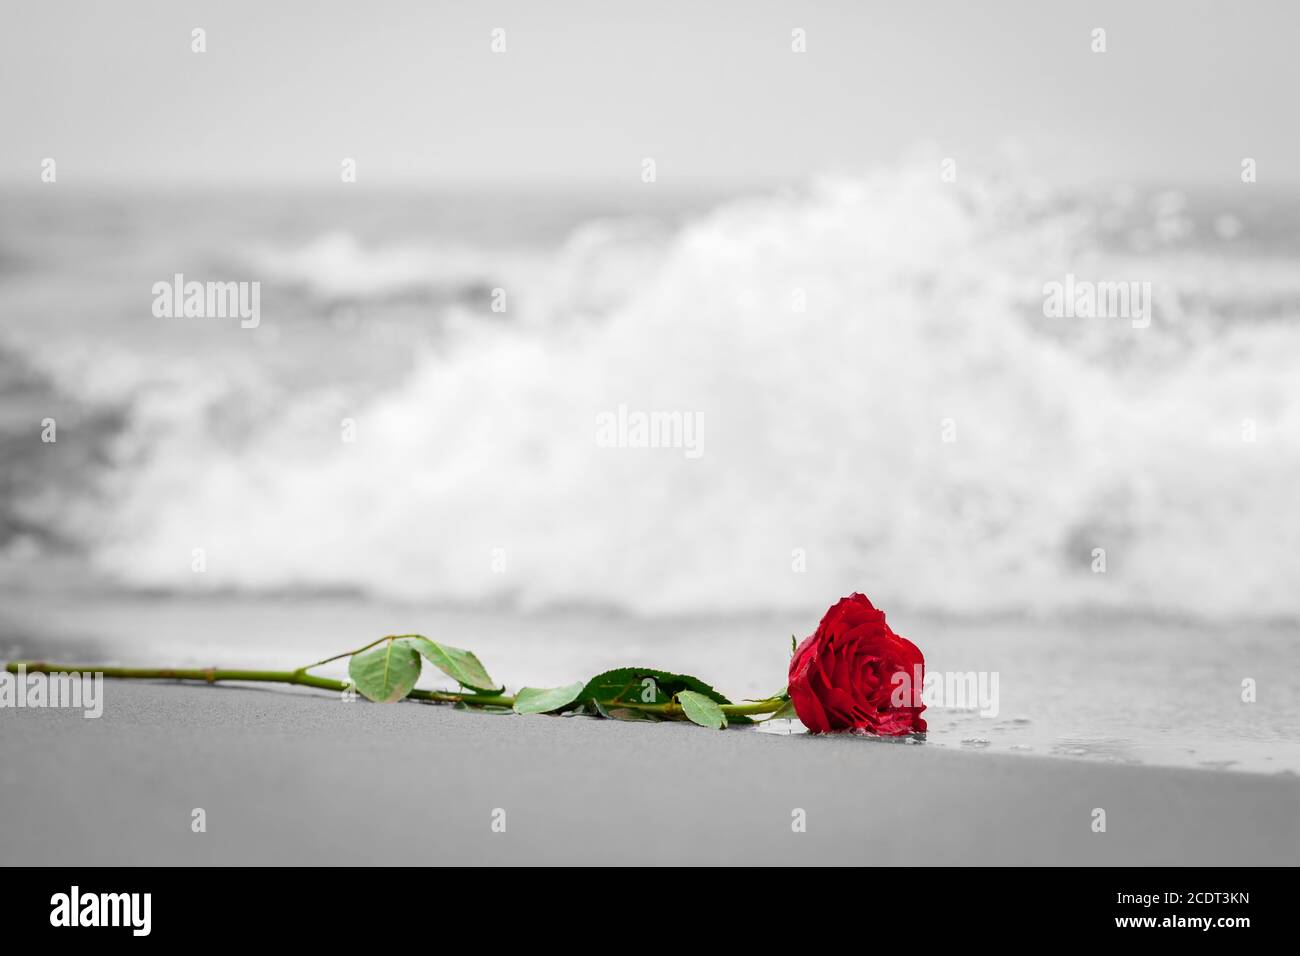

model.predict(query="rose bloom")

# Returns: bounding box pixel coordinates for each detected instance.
[788,593,927,735]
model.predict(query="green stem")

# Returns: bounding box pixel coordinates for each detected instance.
[294,635,394,675]
[3,660,785,718]
[3,661,511,706]
[721,698,789,717]
[607,697,787,717]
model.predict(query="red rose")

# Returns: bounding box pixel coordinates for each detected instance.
[788,593,927,735]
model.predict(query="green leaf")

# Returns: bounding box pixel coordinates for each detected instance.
[764,698,799,721]
[513,681,585,715]
[580,668,730,708]
[400,636,500,692]
[677,690,727,730]
[348,640,422,703]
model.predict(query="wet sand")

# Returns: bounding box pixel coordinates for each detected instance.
[4,595,1299,776]
[2,681,1296,865]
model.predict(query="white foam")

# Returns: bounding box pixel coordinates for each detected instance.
[68,164,1300,617]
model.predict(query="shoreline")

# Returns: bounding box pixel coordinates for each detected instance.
[3,681,1296,865]
[3,596,1298,777]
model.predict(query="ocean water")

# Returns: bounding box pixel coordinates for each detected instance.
[3,162,1299,618]
[2,160,1299,773]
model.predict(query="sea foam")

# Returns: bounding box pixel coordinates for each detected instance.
[18,163,1300,618]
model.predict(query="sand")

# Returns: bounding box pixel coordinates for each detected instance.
[2,680,1296,865]
[5,595,1300,776]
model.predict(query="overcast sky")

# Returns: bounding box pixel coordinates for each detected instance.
[3,0,1297,189]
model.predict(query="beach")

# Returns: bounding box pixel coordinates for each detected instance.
[5,142,1300,871]
[2,679,1297,866]
[4,594,1299,773]
[4,0,1300,879]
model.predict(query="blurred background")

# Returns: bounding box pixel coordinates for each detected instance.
[2,1,1298,772]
